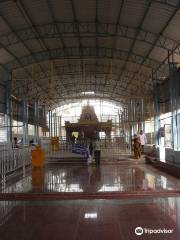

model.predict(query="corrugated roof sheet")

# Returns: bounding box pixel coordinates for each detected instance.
[0,0,179,104]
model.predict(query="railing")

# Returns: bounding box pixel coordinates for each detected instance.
[0,143,31,189]
[41,139,73,157]
[0,137,131,191]
[101,140,131,157]
[0,201,18,226]
[41,137,131,158]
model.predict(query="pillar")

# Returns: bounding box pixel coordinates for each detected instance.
[141,98,145,131]
[5,74,12,142]
[118,112,121,136]
[34,101,39,144]
[53,112,57,137]
[130,98,137,136]
[42,105,46,136]
[48,109,53,137]
[58,116,62,138]
[42,105,46,127]
[48,110,51,137]
[50,110,53,137]
[153,79,160,146]
[169,64,180,150]
[23,100,29,145]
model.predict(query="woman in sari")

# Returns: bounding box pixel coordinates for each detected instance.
[133,134,141,159]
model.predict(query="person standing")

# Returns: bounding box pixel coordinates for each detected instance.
[93,138,101,165]
[87,141,93,164]
[133,134,141,159]
[13,137,18,148]
[71,134,76,144]
[139,130,147,154]
[89,141,93,157]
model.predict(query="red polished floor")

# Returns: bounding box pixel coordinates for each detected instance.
[1,162,180,239]
[0,198,180,240]
[1,163,180,194]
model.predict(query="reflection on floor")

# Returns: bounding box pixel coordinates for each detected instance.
[1,161,180,239]
[1,163,180,194]
[0,198,180,240]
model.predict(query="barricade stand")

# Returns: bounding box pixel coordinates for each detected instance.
[31,146,45,187]
[31,146,45,168]
[51,137,60,151]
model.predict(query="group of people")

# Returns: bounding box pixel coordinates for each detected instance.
[13,137,23,148]
[13,137,35,148]
[133,130,147,159]
[72,130,146,163]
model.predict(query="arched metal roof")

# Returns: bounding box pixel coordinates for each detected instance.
[0,0,180,106]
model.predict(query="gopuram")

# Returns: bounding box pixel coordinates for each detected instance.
[65,105,112,140]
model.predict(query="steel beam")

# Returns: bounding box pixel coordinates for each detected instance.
[12,80,148,101]
[16,0,48,51]
[55,63,149,78]
[46,0,66,50]
[12,63,149,82]
[0,0,177,8]
[70,0,83,53]
[112,1,152,95]
[8,47,165,101]
[103,0,124,95]
[5,47,165,72]
[124,4,180,93]
[0,10,53,100]
[152,0,179,8]
[0,22,177,54]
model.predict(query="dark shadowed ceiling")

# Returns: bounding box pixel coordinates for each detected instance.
[0,0,180,106]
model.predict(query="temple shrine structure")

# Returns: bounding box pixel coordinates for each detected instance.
[65,105,112,140]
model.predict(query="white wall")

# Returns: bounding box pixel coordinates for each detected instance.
[144,144,180,165]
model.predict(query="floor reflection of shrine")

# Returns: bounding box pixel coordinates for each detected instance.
[1,162,180,240]
[2,163,180,194]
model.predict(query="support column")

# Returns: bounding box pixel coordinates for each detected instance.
[42,105,46,127]
[118,111,121,136]
[42,105,46,136]
[59,116,62,138]
[5,75,12,142]
[53,112,57,137]
[50,110,53,137]
[169,63,179,150]
[153,77,160,146]
[133,99,137,134]
[34,101,39,144]
[48,110,51,137]
[48,109,53,137]
[23,100,29,145]
[130,98,136,136]
[141,98,145,131]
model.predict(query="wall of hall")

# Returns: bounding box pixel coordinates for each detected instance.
[151,66,180,165]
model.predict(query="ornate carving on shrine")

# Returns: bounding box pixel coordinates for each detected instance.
[79,105,98,123]
[65,105,112,140]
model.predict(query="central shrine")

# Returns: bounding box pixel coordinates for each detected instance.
[65,105,112,140]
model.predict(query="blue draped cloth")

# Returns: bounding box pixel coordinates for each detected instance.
[72,144,89,159]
